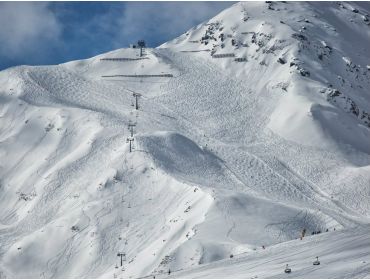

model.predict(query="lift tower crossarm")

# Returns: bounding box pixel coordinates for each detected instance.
[117,252,126,266]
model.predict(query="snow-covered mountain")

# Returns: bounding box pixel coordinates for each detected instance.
[0,1,369,278]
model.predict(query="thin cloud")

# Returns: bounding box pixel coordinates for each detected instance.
[114,2,232,48]
[0,2,61,61]
[0,2,232,69]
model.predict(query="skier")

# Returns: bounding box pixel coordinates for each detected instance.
[300,228,306,240]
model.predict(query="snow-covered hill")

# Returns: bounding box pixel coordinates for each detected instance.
[164,226,370,279]
[0,1,369,278]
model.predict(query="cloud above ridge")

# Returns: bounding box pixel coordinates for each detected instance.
[0,2,232,70]
[114,2,232,48]
[0,2,62,60]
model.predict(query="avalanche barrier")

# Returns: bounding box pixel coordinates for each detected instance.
[101,74,173,78]
[100,57,149,61]
[212,53,235,58]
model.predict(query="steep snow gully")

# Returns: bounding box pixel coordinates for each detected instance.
[0,1,370,278]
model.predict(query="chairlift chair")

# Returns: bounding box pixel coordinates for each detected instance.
[284,264,292,273]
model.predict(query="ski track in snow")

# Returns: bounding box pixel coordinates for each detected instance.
[1,1,370,278]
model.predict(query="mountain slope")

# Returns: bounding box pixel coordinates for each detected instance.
[0,1,370,278]
[165,226,370,279]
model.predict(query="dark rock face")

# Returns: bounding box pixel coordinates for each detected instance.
[324,88,370,127]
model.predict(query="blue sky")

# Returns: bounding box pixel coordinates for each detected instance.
[0,1,232,70]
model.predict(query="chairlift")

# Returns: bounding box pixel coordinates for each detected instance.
[313,256,320,265]
[284,264,292,273]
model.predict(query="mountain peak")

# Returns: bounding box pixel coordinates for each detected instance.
[161,1,370,150]
[0,2,370,278]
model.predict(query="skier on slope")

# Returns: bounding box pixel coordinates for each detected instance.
[300,228,306,240]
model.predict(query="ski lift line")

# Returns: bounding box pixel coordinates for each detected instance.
[159,211,322,279]
[235,239,321,271]
[217,243,314,277]
[257,232,366,271]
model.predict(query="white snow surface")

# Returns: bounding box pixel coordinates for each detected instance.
[0,1,370,278]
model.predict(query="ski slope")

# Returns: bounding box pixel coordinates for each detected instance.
[164,226,370,279]
[0,1,370,278]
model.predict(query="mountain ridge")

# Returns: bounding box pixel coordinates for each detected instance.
[0,1,370,278]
